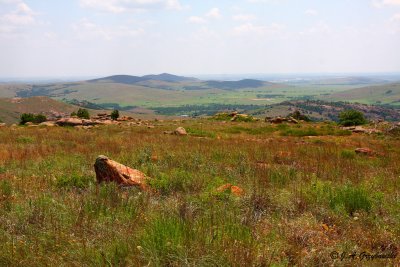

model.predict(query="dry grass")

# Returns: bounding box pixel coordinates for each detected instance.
[0,120,399,266]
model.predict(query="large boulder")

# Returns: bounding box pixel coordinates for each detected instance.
[94,155,149,190]
[56,118,84,126]
[0,123,6,128]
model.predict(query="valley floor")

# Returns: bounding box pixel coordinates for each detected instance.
[0,120,399,266]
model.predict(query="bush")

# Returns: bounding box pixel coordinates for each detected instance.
[19,113,47,125]
[338,110,367,126]
[288,110,311,122]
[111,109,119,120]
[76,108,90,119]
[70,111,77,117]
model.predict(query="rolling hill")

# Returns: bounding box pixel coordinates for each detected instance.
[0,96,79,124]
[254,100,400,122]
[325,83,400,105]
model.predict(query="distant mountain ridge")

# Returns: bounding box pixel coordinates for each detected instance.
[88,73,199,84]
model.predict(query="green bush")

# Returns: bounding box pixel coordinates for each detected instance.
[77,108,90,119]
[111,109,119,120]
[338,110,367,126]
[19,113,47,125]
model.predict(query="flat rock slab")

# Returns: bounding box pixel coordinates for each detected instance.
[94,155,149,190]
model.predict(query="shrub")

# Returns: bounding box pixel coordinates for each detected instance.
[76,108,90,119]
[111,109,119,120]
[288,110,311,122]
[338,110,367,126]
[19,113,47,125]
[329,185,372,215]
[70,111,77,117]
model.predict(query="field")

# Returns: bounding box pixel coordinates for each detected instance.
[0,120,399,266]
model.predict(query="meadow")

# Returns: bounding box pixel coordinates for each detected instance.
[0,120,399,266]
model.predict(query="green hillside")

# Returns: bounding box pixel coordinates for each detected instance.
[325,83,400,105]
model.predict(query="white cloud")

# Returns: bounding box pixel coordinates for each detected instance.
[73,18,144,40]
[299,22,331,35]
[205,8,221,19]
[0,0,36,36]
[232,14,256,21]
[233,22,285,36]
[373,0,400,8]
[188,7,221,25]
[79,0,183,13]
[188,16,206,24]
[390,13,400,21]
[305,9,318,16]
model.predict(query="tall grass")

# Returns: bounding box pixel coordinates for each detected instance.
[0,121,398,266]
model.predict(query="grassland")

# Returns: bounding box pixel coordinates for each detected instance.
[0,120,399,266]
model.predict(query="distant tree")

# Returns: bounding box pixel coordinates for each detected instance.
[111,109,119,120]
[34,114,47,124]
[20,113,47,125]
[339,110,367,126]
[76,108,90,119]
[70,111,77,117]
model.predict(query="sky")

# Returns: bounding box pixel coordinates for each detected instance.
[0,0,400,78]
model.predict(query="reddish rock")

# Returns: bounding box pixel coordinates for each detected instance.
[216,183,244,196]
[174,127,187,136]
[94,155,149,190]
[355,148,374,155]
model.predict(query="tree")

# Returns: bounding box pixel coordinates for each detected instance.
[76,108,90,119]
[111,109,119,120]
[19,113,47,125]
[70,111,77,117]
[338,110,367,126]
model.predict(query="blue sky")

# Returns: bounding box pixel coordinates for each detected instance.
[0,0,400,77]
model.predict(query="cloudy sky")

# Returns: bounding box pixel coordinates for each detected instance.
[1,0,400,77]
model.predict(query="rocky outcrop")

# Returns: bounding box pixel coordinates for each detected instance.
[342,126,382,134]
[94,155,149,190]
[0,123,6,127]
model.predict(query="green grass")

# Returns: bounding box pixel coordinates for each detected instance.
[0,121,399,266]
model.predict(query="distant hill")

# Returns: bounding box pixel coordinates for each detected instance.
[88,73,198,84]
[326,83,400,105]
[312,76,388,86]
[0,96,78,124]
[254,100,400,122]
[205,79,275,90]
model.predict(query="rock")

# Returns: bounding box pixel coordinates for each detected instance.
[0,123,6,127]
[25,122,34,126]
[39,121,57,127]
[174,127,187,136]
[94,155,149,190]
[147,125,155,129]
[56,118,84,126]
[342,126,382,134]
[355,148,374,155]
[216,183,244,196]
[269,117,285,124]
[163,131,174,135]
[287,117,299,124]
